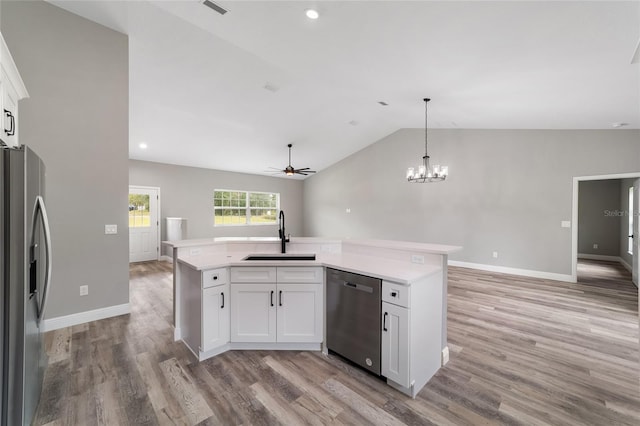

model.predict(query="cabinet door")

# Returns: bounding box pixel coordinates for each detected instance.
[381,302,410,387]
[230,283,276,342]
[202,283,230,352]
[276,283,323,343]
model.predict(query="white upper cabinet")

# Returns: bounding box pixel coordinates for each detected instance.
[0,33,29,148]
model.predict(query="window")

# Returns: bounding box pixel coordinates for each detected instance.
[629,187,634,254]
[214,190,279,226]
[129,194,150,228]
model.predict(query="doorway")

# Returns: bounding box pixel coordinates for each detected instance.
[572,173,640,286]
[129,185,160,263]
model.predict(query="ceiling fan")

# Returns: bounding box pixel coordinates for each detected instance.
[268,144,316,176]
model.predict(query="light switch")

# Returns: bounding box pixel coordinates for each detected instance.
[561,221,571,228]
[105,224,118,234]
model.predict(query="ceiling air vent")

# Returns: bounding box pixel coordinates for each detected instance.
[202,0,228,15]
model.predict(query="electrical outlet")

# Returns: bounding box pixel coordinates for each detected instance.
[593,243,598,249]
[190,248,202,256]
[79,285,88,296]
[345,208,351,213]
[105,224,117,234]
[411,254,425,264]
[561,221,571,228]
[441,347,450,365]
[492,251,498,258]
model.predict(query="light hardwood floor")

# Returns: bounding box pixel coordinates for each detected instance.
[35,260,639,425]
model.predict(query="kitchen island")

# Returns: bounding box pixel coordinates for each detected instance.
[166,237,461,397]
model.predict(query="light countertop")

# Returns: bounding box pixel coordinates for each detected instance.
[165,236,461,255]
[164,236,342,248]
[177,251,442,285]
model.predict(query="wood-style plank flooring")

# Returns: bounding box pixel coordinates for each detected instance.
[35,260,639,425]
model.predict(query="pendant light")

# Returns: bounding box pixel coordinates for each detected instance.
[406,98,448,183]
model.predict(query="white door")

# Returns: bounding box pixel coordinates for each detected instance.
[230,283,277,342]
[129,186,159,262]
[276,284,323,343]
[633,179,639,286]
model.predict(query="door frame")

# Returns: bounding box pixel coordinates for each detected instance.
[571,172,640,282]
[129,185,161,262]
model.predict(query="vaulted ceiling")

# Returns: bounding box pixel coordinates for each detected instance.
[48,1,640,177]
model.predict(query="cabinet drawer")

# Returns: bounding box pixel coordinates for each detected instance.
[230,267,277,283]
[202,268,228,289]
[277,267,323,284]
[382,281,410,308]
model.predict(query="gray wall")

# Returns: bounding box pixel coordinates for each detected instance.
[303,129,640,276]
[619,178,637,268]
[578,180,621,256]
[2,1,129,318]
[129,160,304,251]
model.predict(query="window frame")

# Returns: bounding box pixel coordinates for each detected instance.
[214,189,280,227]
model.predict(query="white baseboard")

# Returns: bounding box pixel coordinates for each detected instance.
[159,255,173,263]
[619,258,632,273]
[448,260,574,283]
[578,253,621,262]
[42,303,130,332]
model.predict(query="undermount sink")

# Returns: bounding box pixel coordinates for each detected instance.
[243,253,316,261]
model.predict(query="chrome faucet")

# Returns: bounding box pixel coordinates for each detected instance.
[278,210,289,253]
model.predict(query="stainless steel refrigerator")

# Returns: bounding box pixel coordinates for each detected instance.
[1,145,51,426]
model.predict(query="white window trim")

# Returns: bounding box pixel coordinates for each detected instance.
[214,189,280,227]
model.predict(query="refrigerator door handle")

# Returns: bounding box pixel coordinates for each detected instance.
[30,195,52,322]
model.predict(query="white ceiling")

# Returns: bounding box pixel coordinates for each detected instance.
[47,0,640,178]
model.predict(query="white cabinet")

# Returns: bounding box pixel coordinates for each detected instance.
[0,33,29,148]
[380,276,443,398]
[230,266,323,344]
[177,264,230,359]
[230,283,277,342]
[276,283,323,343]
[381,301,409,387]
[202,282,229,352]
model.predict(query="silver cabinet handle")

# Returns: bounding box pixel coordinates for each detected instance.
[4,109,15,136]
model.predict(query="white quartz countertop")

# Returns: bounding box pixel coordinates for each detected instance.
[177,251,442,285]
[164,236,342,248]
[165,236,461,255]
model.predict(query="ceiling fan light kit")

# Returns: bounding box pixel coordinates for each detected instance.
[407,98,448,183]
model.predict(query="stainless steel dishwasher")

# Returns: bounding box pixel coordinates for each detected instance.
[326,268,382,375]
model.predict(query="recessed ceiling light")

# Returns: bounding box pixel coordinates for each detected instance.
[612,122,628,128]
[139,142,148,149]
[305,9,319,19]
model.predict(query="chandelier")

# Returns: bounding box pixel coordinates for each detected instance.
[406,98,448,183]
